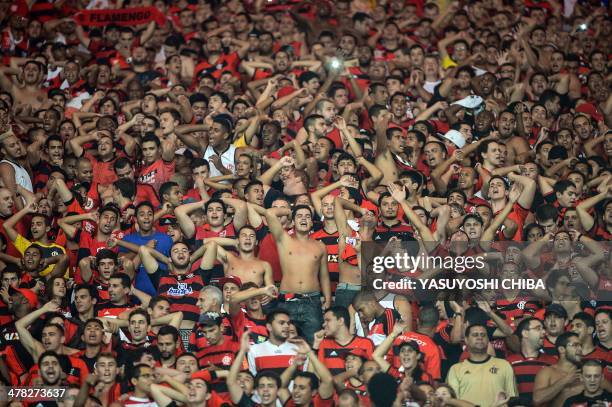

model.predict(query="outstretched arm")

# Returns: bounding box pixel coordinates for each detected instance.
[16,301,60,359]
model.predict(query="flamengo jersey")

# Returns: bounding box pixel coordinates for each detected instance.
[247,340,298,375]
[157,270,204,323]
[311,228,340,284]
[138,159,175,193]
[318,336,375,375]
[390,331,442,380]
[507,352,557,402]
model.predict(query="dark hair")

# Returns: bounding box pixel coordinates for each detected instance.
[294,371,319,391]
[157,325,180,342]
[136,201,155,215]
[324,306,350,329]
[515,317,540,339]
[109,272,131,289]
[291,204,313,221]
[38,350,61,367]
[244,180,263,194]
[254,370,281,388]
[129,308,151,325]
[554,179,576,195]
[96,248,118,265]
[266,309,290,325]
[571,312,595,330]
[556,331,578,350]
[159,181,179,202]
[204,198,226,214]
[465,323,488,337]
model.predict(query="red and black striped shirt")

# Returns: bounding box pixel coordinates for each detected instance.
[318,336,375,375]
[157,270,204,323]
[507,352,557,401]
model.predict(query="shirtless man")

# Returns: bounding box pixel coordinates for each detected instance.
[206,225,274,287]
[372,108,409,185]
[260,204,331,344]
[533,332,584,407]
[0,130,33,198]
[495,110,530,165]
[0,60,48,110]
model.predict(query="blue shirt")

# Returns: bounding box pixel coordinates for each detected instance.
[120,231,172,296]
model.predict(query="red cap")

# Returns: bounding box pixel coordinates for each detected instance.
[9,287,38,309]
[191,370,213,382]
[277,86,296,99]
[210,275,242,289]
[575,103,603,123]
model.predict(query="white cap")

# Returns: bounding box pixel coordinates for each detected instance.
[451,95,483,109]
[442,130,466,148]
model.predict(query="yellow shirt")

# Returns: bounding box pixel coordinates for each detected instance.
[447,356,518,407]
[14,234,66,277]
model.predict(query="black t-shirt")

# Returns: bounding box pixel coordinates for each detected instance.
[561,390,612,407]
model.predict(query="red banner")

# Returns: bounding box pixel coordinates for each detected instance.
[73,7,166,27]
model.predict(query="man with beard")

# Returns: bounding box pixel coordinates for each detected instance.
[139,241,206,329]
[260,205,330,343]
[205,226,273,287]
[0,130,32,195]
[533,332,584,406]
[157,325,181,368]
[373,192,413,242]
[447,324,517,407]
[248,310,298,375]
[38,351,64,387]
[507,317,557,403]
[4,201,66,278]
[495,110,530,165]
[229,333,286,407]
[0,60,47,110]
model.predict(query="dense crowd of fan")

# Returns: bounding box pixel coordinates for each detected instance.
[0,0,611,405]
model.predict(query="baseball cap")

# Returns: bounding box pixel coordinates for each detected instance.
[211,275,242,289]
[398,340,421,354]
[451,95,483,109]
[544,304,568,319]
[442,129,466,148]
[191,370,213,382]
[198,312,222,327]
[8,287,39,308]
[341,348,369,361]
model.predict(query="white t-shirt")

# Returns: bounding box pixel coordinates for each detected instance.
[203,144,236,178]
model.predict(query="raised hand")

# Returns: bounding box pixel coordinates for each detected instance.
[387,183,407,203]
